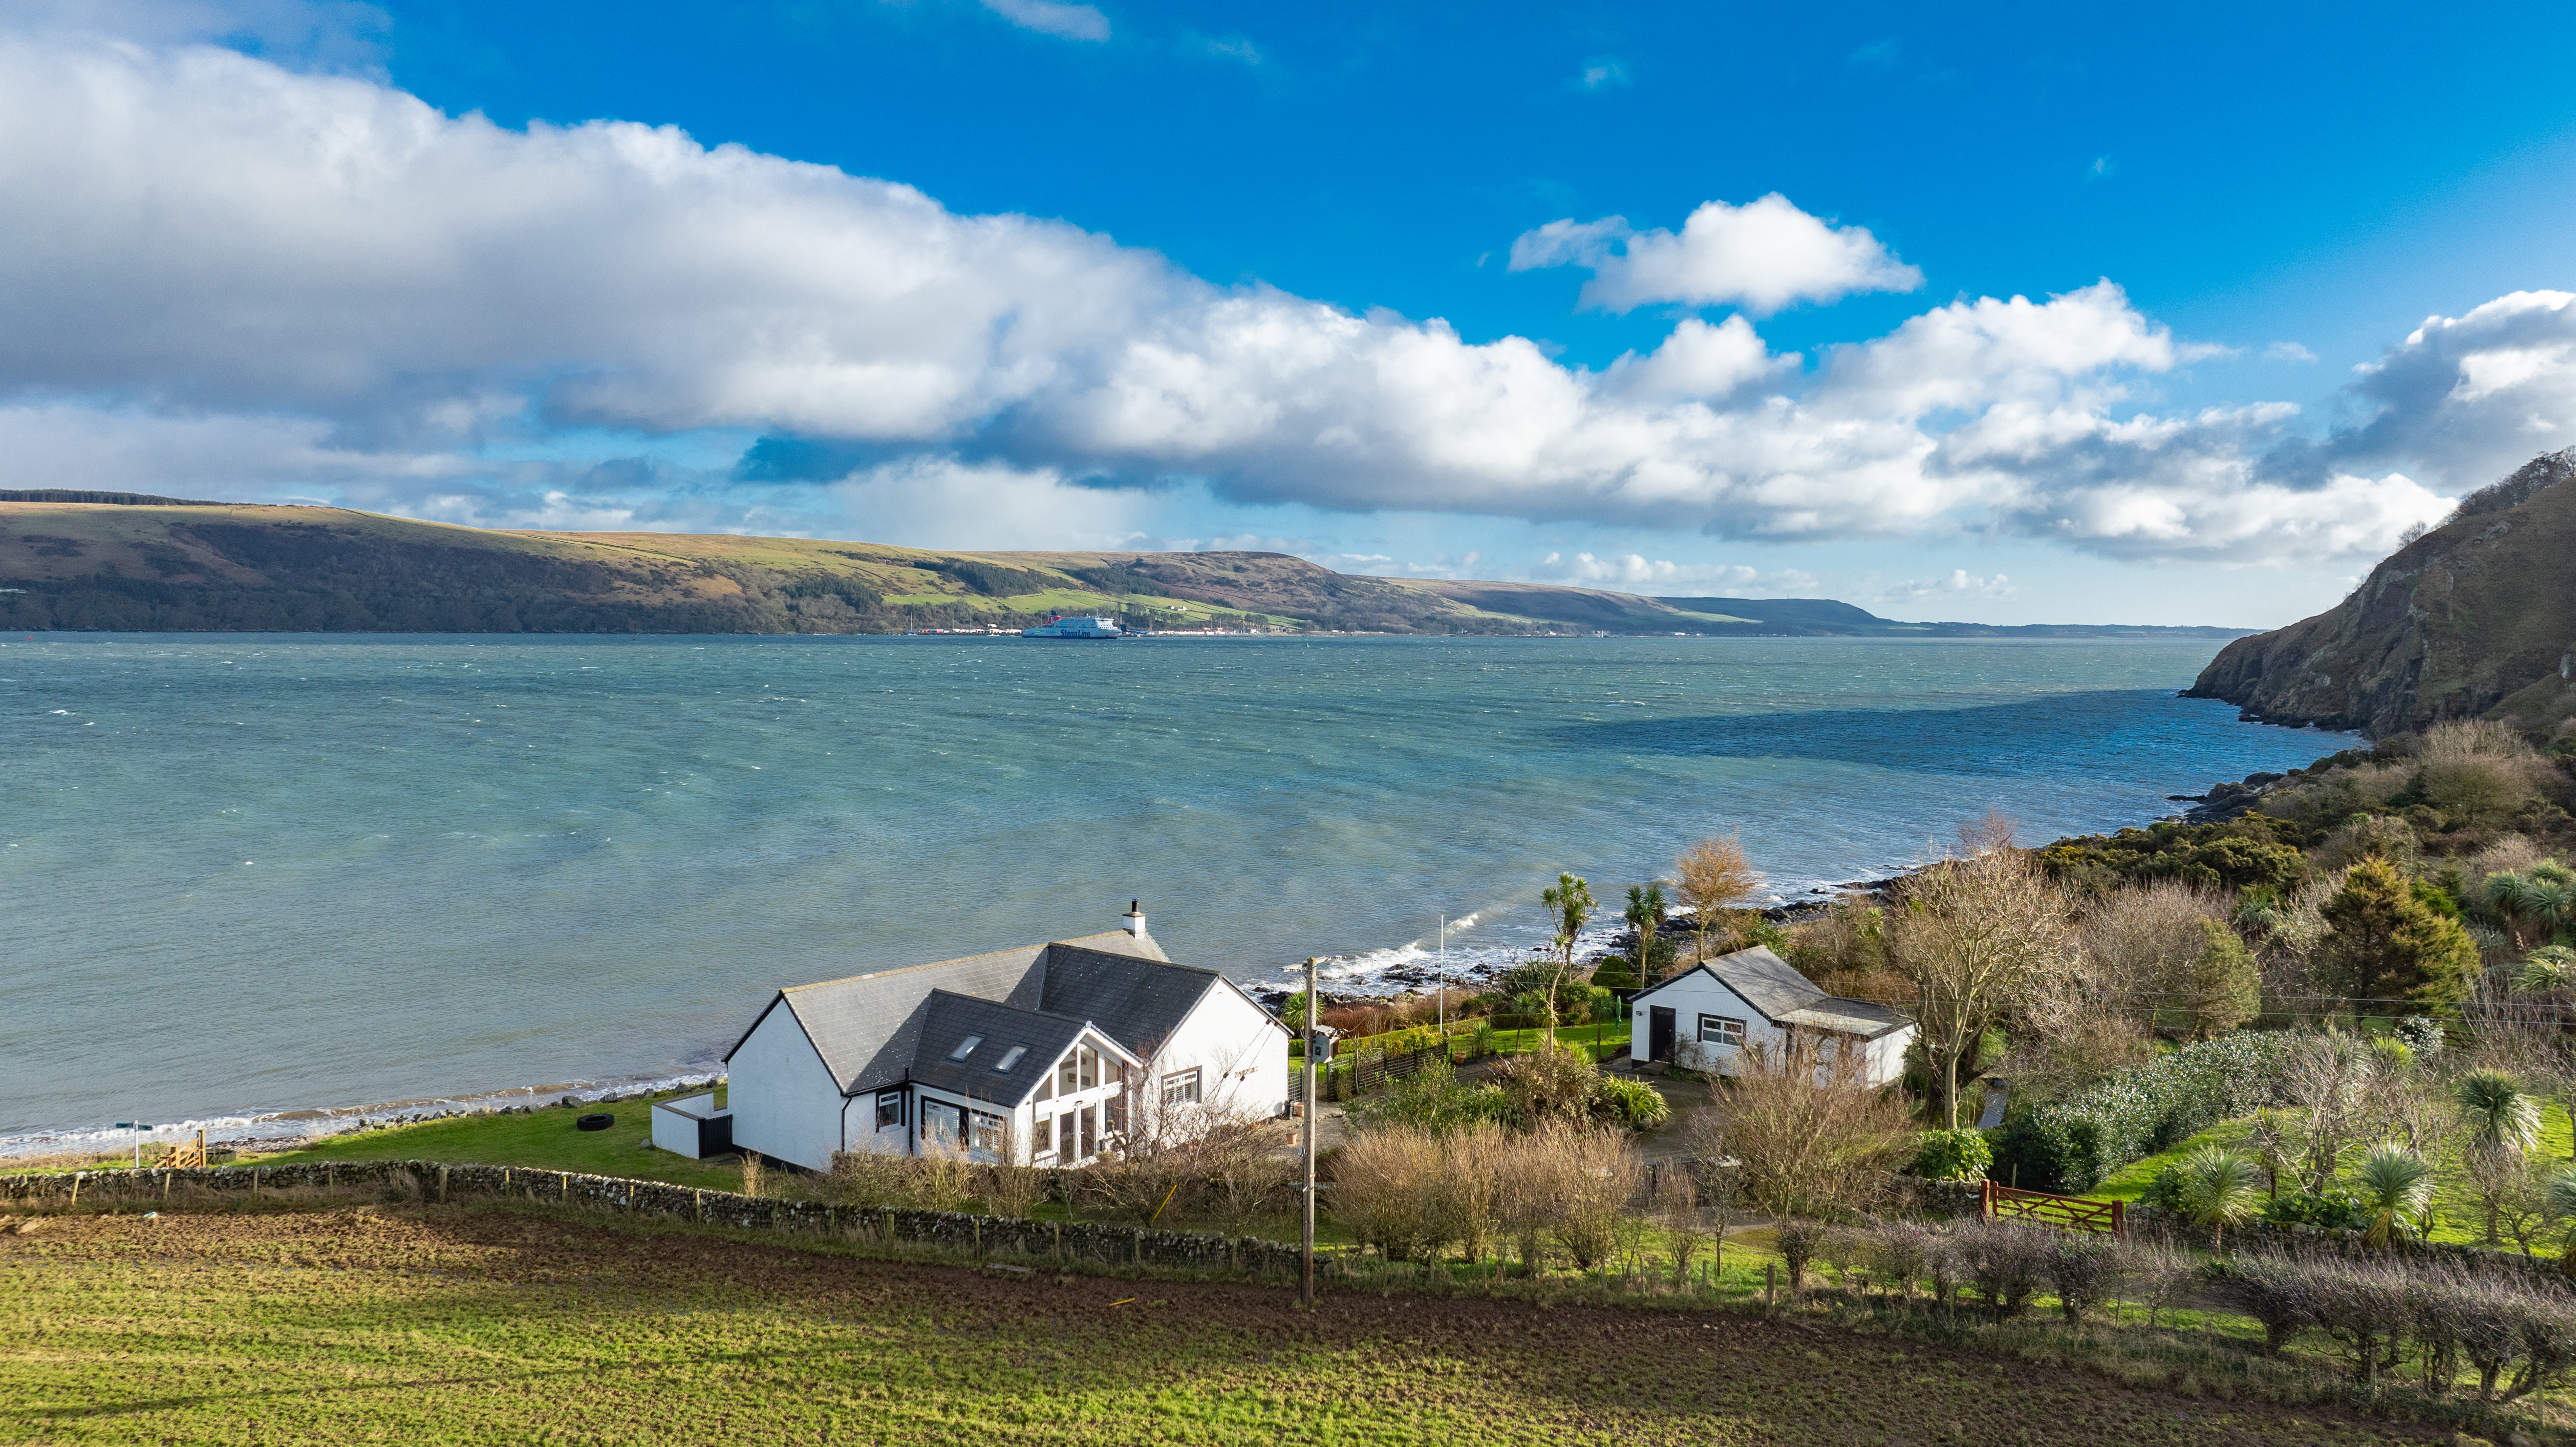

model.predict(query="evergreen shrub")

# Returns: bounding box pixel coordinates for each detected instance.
[1990,1032,2290,1194]
[1911,1128,1993,1182]
[2260,1186,2369,1231]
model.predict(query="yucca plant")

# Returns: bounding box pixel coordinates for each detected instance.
[2169,1145,2263,1251]
[2548,1167,2576,1274]
[2458,1068,2544,1155]
[2516,944,2576,994]
[2355,1143,2435,1249]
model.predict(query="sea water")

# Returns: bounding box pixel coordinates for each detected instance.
[0,632,2352,1149]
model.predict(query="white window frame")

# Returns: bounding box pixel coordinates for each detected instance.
[1162,1066,1202,1107]
[1697,1014,1746,1048]
[875,1090,904,1130]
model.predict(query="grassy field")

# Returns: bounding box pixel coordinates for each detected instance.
[0,1204,2439,1446]
[2083,1101,2576,1251]
[244,1091,749,1192]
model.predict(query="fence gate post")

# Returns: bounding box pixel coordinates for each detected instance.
[438,1166,450,1204]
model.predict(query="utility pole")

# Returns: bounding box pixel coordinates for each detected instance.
[1301,953,1318,1308]
[1437,915,1447,1035]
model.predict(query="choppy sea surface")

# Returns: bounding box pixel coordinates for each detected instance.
[1,632,2353,1151]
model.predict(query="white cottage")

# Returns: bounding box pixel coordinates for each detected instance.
[717,905,1289,1173]
[1628,945,1914,1087]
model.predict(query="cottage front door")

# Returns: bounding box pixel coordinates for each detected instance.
[1649,1006,1676,1063]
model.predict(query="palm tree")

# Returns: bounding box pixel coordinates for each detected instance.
[2547,1167,2576,1276]
[2169,1145,2263,1251]
[2354,1143,2435,1249]
[2488,864,2576,952]
[2515,945,2576,994]
[2457,1068,2543,1154]
[1624,883,1668,984]
[1538,873,1595,1052]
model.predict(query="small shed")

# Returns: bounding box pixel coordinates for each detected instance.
[1628,945,1913,1086]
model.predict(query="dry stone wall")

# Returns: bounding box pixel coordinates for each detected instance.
[0,1160,1310,1280]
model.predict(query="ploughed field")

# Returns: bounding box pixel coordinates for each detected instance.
[0,1206,2432,1446]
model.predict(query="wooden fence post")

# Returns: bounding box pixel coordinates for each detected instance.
[2111,1199,2125,1238]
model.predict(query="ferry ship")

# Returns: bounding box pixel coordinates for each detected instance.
[1019,614,1124,639]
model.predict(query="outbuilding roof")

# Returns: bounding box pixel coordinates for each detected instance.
[1632,944,1911,1042]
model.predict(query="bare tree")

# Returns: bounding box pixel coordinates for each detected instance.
[1884,834,2077,1127]
[1684,1036,1911,1220]
[2077,879,2229,1031]
[1674,833,1765,962]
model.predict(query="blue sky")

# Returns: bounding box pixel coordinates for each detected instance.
[4,0,2575,623]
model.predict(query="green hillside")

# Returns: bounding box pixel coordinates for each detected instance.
[1,498,2259,638]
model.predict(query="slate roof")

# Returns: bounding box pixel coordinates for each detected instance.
[1038,944,1222,1060]
[1633,945,1911,1042]
[906,990,1107,1107]
[726,929,1240,1098]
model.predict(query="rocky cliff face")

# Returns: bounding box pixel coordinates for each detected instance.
[2187,448,2576,737]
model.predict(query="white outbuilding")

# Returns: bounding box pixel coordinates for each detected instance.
[717,905,1289,1174]
[1627,945,1913,1086]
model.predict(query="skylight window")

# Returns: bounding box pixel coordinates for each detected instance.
[948,1034,983,1061]
[994,1045,1028,1072]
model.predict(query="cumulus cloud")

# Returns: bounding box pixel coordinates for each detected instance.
[1883,570,2014,603]
[835,456,1153,551]
[2328,291,2576,486]
[2264,341,2318,363]
[980,0,1109,42]
[0,30,2556,572]
[1532,552,1819,594]
[1510,194,1923,314]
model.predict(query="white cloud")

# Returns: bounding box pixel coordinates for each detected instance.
[1571,57,1628,92]
[2332,290,2576,484]
[2264,341,2318,362]
[1883,570,2014,603]
[979,0,1108,42]
[1510,194,1923,315]
[1531,552,1818,593]
[0,31,2562,575]
[834,457,1151,550]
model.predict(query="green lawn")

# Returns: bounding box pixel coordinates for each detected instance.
[246,1089,749,1192]
[2082,1100,2576,1252]
[0,1205,2431,1445]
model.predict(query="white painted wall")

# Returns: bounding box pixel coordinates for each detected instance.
[1636,971,1914,1087]
[1633,972,1786,1073]
[649,1090,725,1159]
[727,1003,847,1173]
[1148,983,1289,1120]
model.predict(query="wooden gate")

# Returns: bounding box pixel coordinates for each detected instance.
[1981,1179,2124,1236]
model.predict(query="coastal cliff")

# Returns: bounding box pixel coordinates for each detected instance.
[2186,448,2576,737]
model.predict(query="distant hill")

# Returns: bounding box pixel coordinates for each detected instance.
[0,500,2259,638]
[2188,447,2576,736]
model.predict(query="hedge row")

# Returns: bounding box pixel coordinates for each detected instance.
[1990,1032,2291,1193]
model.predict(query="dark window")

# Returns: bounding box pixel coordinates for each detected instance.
[1079,1104,1096,1159]
[922,1100,965,1150]
[1079,1045,1098,1090]
[1057,1109,1078,1160]
[1033,1112,1052,1157]
[875,1091,903,1130]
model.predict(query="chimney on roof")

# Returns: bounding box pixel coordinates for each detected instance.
[1123,900,1148,937]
